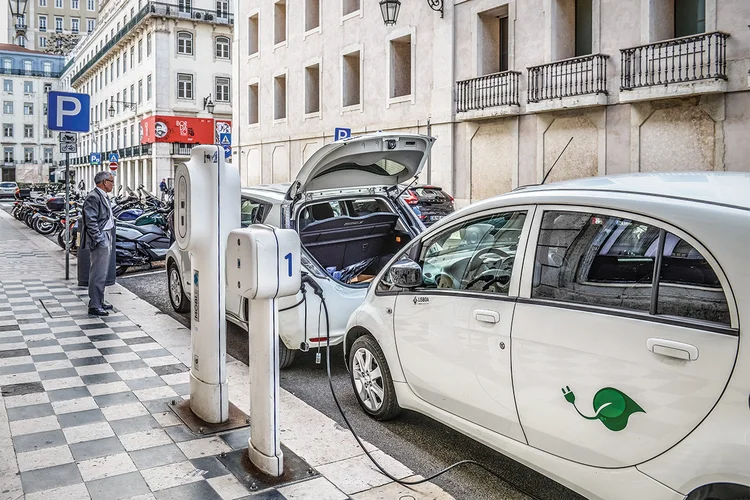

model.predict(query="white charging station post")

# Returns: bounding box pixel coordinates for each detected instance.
[174,146,240,424]
[227,225,301,477]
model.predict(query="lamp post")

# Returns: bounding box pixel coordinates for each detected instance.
[379,0,443,25]
[8,0,29,44]
[108,100,138,117]
[203,94,215,114]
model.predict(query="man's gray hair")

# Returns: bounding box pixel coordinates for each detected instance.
[94,171,112,185]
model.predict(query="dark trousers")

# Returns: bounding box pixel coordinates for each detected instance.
[88,233,112,310]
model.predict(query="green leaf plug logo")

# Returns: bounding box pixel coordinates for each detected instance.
[561,386,645,432]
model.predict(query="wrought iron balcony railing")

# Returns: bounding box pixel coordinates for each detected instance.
[456,71,521,113]
[620,31,729,91]
[171,143,194,155]
[0,68,63,78]
[528,54,609,103]
[70,1,234,86]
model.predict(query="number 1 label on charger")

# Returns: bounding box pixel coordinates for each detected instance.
[284,253,292,277]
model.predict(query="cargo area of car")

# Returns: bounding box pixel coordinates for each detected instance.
[297,198,412,285]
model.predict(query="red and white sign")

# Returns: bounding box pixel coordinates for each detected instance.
[109,162,118,171]
[139,116,231,145]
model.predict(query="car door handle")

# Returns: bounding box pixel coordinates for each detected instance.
[647,338,699,361]
[474,309,500,324]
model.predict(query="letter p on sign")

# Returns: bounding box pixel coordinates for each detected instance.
[47,91,91,133]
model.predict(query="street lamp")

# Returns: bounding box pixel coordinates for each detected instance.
[8,0,29,43]
[203,94,215,113]
[379,0,443,25]
[108,100,137,117]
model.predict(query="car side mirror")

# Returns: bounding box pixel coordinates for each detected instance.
[389,258,423,289]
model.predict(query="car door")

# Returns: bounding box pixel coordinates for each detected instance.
[393,206,533,442]
[511,206,739,467]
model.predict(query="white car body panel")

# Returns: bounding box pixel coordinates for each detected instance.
[345,173,750,499]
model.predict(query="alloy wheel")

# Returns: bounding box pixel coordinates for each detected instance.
[352,347,385,412]
[169,267,183,306]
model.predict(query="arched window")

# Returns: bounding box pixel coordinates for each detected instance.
[215,36,230,59]
[176,31,193,55]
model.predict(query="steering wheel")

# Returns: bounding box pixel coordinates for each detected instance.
[466,247,510,274]
[464,255,514,293]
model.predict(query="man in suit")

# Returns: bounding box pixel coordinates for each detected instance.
[82,171,116,316]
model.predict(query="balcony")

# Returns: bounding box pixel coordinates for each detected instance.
[70,1,234,87]
[171,143,194,156]
[620,31,729,102]
[0,68,64,78]
[455,71,521,120]
[527,54,609,112]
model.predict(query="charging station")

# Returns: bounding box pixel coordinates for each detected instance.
[227,225,301,477]
[173,146,240,425]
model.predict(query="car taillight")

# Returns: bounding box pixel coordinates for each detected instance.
[403,190,419,205]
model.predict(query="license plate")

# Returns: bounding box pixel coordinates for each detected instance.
[429,216,443,221]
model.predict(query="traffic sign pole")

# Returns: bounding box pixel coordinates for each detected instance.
[64,152,70,281]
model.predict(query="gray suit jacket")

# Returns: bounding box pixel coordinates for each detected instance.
[81,188,113,249]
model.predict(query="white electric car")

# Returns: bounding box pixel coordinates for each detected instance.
[344,173,750,500]
[167,133,430,368]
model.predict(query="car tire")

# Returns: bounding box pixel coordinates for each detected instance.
[279,341,296,369]
[168,261,190,313]
[115,265,129,277]
[349,335,401,420]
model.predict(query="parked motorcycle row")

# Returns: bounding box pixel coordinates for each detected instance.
[9,182,174,276]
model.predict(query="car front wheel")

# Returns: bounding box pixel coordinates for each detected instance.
[349,335,401,420]
[168,261,190,313]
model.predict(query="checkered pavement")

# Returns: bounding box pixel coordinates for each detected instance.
[0,280,302,500]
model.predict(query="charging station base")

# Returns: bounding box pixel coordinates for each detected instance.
[219,444,318,492]
[168,399,250,436]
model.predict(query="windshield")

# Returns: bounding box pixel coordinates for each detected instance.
[0,182,16,188]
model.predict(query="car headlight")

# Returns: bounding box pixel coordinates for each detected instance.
[300,253,326,278]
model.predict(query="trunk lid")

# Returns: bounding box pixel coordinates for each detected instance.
[286,133,434,201]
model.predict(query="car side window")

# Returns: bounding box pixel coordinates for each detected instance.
[240,198,267,227]
[532,210,730,325]
[416,211,527,295]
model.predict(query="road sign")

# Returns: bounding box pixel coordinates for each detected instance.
[108,152,119,164]
[59,132,78,143]
[90,152,101,165]
[60,143,77,154]
[109,162,118,172]
[334,128,351,141]
[47,91,90,133]
[219,133,231,159]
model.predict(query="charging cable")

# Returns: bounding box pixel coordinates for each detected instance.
[312,286,542,496]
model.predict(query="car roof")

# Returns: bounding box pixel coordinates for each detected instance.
[509,172,750,211]
[241,183,290,203]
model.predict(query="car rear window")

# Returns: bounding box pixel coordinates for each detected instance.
[413,187,447,200]
[0,183,16,188]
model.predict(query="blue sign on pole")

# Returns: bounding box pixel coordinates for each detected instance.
[334,128,351,141]
[108,152,119,164]
[90,152,101,165]
[47,91,90,133]
[219,133,231,159]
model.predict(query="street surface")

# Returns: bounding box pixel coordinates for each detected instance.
[117,269,585,500]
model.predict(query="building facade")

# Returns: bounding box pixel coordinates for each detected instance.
[1,43,65,183]
[234,0,750,207]
[231,0,454,189]
[61,0,233,194]
[2,0,100,55]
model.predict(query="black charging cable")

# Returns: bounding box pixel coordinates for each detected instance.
[312,286,541,496]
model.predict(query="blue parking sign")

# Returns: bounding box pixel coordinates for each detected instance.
[334,128,351,141]
[47,91,90,133]
[90,152,101,165]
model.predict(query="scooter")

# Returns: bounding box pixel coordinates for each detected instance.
[114,207,174,276]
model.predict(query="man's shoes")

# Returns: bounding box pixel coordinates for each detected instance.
[103,303,114,311]
[88,308,109,317]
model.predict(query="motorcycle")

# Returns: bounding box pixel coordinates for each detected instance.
[114,206,174,276]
